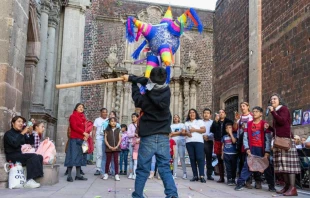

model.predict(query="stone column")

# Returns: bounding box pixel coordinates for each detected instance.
[44,9,59,111]
[56,0,90,162]
[106,82,114,111]
[174,80,180,116]
[189,80,197,109]
[249,0,262,107]
[33,0,51,108]
[182,77,190,121]
[122,82,130,124]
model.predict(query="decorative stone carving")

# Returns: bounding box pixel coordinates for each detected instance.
[41,0,52,14]
[184,52,198,75]
[105,44,119,71]
[49,1,60,28]
[137,6,164,24]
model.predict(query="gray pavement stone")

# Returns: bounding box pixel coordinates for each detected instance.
[1,165,309,198]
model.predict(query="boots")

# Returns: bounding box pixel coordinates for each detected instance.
[217,163,225,183]
[255,181,262,189]
[245,180,253,189]
[148,171,154,179]
[283,186,298,196]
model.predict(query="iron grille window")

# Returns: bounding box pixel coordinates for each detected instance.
[224,96,239,121]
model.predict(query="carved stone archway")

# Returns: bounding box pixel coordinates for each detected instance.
[219,84,245,110]
[22,0,41,118]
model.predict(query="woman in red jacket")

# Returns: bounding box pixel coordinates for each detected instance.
[64,103,90,182]
[269,94,300,196]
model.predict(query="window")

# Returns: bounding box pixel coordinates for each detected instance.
[224,96,239,121]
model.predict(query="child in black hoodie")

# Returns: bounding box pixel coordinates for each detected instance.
[122,67,178,198]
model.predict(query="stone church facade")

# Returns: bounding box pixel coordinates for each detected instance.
[0,0,91,187]
[81,0,214,124]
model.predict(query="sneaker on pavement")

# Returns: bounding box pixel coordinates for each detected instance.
[182,173,187,179]
[173,173,177,179]
[115,174,120,181]
[132,174,136,180]
[268,185,276,192]
[103,173,108,180]
[24,179,40,188]
[235,184,244,191]
[128,173,133,179]
[94,170,100,176]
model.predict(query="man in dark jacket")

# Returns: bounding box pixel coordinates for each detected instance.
[210,109,233,183]
[123,67,178,198]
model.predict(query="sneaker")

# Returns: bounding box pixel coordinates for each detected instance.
[228,179,236,186]
[207,176,214,180]
[132,174,136,180]
[24,179,40,188]
[128,173,133,179]
[148,171,155,179]
[173,173,177,179]
[182,173,187,179]
[234,184,244,191]
[94,170,100,176]
[268,185,276,192]
[103,173,108,180]
[115,174,120,181]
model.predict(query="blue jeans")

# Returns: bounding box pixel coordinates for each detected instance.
[186,142,205,177]
[223,154,237,180]
[132,134,178,198]
[120,149,129,172]
[237,146,274,185]
[100,140,115,174]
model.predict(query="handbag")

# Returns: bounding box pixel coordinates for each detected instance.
[273,125,291,151]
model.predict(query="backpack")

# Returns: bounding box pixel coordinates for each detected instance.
[36,138,57,165]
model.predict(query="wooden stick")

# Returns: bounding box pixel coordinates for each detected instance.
[56,77,124,89]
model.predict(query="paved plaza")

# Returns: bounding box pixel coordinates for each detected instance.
[1,165,309,198]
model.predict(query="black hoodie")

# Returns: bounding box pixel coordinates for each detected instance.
[129,75,171,137]
[210,117,233,141]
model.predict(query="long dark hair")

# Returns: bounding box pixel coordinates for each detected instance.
[74,103,85,111]
[106,117,118,131]
[186,108,201,121]
[11,116,26,128]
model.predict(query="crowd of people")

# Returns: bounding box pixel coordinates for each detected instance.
[3,66,310,197]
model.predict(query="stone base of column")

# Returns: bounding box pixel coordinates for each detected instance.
[0,154,8,189]
[56,152,66,164]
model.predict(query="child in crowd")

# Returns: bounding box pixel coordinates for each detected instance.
[132,135,140,180]
[235,106,275,191]
[127,113,139,179]
[103,117,121,181]
[32,121,45,151]
[119,124,129,175]
[222,123,238,186]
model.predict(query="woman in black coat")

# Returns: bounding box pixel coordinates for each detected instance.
[4,116,43,188]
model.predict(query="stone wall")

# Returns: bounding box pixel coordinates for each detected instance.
[0,0,30,188]
[261,0,310,137]
[82,0,214,121]
[214,0,310,137]
[213,0,250,111]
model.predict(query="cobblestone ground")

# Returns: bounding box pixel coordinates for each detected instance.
[1,165,309,198]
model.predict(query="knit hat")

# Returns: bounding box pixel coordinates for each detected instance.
[150,67,167,85]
